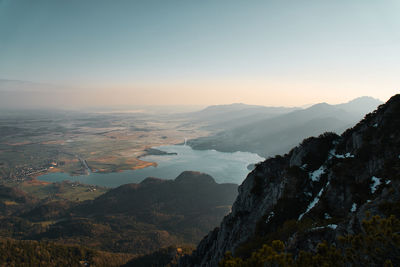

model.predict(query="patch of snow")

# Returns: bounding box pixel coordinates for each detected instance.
[309,166,325,182]
[386,180,391,185]
[324,213,331,219]
[304,191,312,197]
[333,152,355,159]
[265,211,275,223]
[373,123,378,128]
[371,176,382,194]
[328,149,336,160]
[350,203,357,212]
[310,224,338,231]
[300,163,308,170]
[327,224,337,230]
[298,181,329,220]
[311,226,325,231]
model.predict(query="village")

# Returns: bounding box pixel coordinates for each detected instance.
[6,161,59,181]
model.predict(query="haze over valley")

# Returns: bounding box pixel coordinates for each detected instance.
[0,96,381,187]
[1,0,399,266]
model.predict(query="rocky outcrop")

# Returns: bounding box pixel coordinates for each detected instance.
[181,94,400,266]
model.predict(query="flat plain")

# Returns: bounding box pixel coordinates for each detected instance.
[0,109,209,199]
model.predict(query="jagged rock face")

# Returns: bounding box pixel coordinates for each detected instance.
[181,94,400,266]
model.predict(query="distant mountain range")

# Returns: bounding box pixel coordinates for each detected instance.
[183,103,299,131]
[188,96,382,157]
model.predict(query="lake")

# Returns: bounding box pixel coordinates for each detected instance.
[38,145,264,187]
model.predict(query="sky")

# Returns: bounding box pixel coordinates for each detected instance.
[0,0,399,108]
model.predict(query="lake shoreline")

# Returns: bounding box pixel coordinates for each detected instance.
[38,145,264,188]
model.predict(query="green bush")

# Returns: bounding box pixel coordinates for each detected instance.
[220,214,400,267]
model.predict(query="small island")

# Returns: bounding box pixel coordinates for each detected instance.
[142,148,178,157]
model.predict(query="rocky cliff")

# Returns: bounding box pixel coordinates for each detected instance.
[181,94,400,266]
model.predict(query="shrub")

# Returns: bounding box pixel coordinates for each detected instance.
[220,214,400,267]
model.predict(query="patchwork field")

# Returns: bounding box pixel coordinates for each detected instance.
[0,110,209,187]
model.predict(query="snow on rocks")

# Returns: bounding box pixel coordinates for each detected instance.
[333,152,355,159]
[328,149,336,160]
[371,176,382,194]
[328,149,354,159]
[309,166,325,182]
[327,224,337,230]
[298,181,330,220]
[310,224,338,231]
[300,163,308,170]
[350,203,357,212]
[265,211,275,224]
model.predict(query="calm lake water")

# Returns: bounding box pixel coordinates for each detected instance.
[38,145,264,187]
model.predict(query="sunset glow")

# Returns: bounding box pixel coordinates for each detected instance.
[1,0,399,108]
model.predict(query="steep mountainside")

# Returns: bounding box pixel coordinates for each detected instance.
[181,94,399,266]
[188,97,382,157]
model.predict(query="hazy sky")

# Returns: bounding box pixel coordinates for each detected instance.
[0,0,399,107]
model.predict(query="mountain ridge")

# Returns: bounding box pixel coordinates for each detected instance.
[188,96,383,157]
[180,94,399,266]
